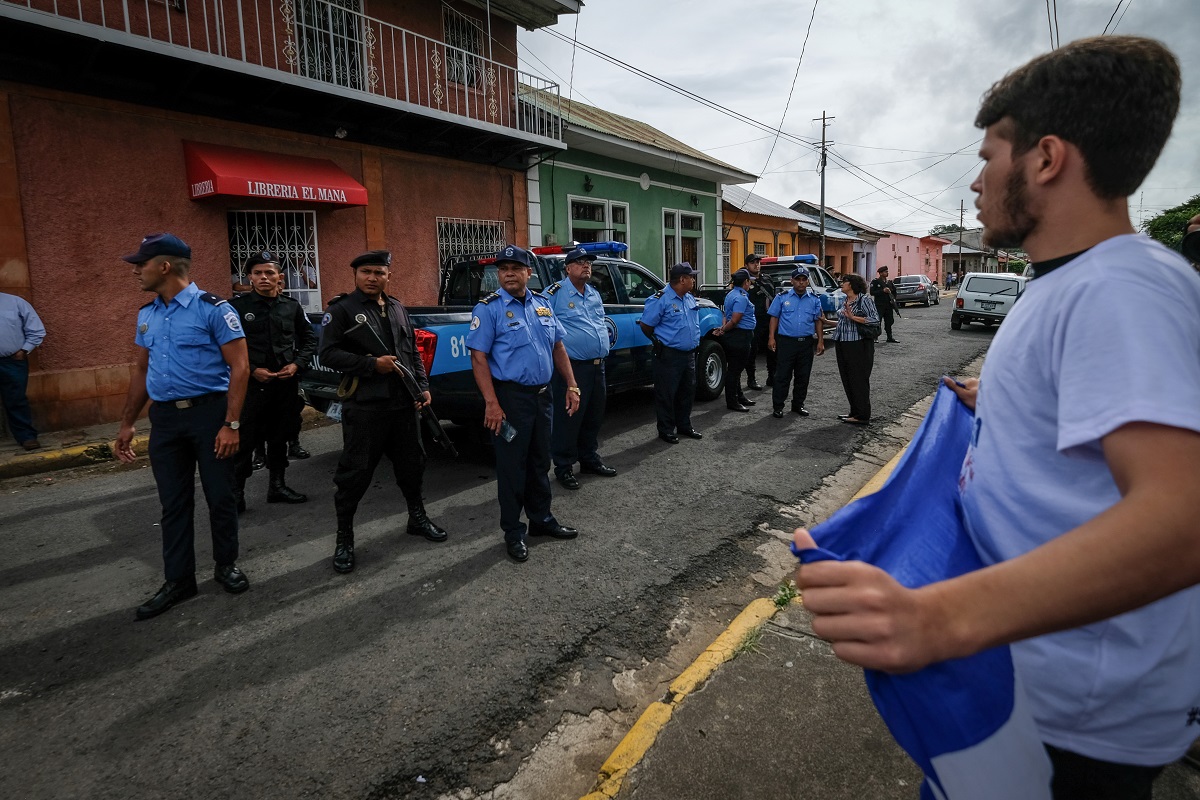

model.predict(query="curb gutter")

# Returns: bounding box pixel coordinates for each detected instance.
[0,435,151,480]
[579,443,911,800]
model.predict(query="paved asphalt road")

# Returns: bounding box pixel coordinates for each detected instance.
[0,303,994,799]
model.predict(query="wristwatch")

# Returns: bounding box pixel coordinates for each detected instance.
[223,420,241,430]
[567,386,582,395]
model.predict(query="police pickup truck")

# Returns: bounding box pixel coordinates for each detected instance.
[698,254,845,318]
[301,242,729,425]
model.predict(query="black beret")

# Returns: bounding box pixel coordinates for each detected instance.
[244,251,276,270]
[351,250,391,269]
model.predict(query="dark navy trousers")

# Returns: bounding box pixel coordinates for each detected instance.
[493,381,555,543]
[551,359,606,473]
[653,346,696,437]
[772,335,816,412]
[148,398,240,582]
[0,355,37,444]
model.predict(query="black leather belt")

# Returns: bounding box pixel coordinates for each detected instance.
[665,346,698,354]
[494,380,548,394]
[571,358,603,365]
[779,334,815,341]
[157,391,226,409]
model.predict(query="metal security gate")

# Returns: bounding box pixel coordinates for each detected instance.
[228,211,323,312]
[436,217,506,263]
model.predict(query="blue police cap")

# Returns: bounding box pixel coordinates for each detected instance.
[564,247,596,264]
[791,266,811,279]
[350,250,391,269]
[121,233,192,264]
[495,245,532,268]
[669,262,699,279]
[731,268,751,285]
[244,251,277,271]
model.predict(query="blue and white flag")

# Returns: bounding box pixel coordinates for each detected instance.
[795,385,1052,800]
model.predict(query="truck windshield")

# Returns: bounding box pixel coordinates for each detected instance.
[447,263,544,303]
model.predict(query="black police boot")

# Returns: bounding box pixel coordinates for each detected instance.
[288,439,311,459]
[267,470,307,504]
[234,480,247,514]
[251,445,266,471]
[407,505,448,542]
[332,527,355,573]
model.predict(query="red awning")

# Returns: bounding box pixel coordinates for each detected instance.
[183,141,368,206]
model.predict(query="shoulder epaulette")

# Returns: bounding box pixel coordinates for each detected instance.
[479,292,500,305]
[139,299,155,310]
[545,282,562,296]
[530,289,544,298]
[199,292,228,306]
[652,289,666,299]
[327,293,349,305]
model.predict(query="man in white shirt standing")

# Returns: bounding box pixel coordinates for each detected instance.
[794,36,1199,800]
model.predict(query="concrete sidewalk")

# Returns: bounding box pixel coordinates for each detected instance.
[0,407,328,480]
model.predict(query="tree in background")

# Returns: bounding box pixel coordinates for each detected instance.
[929,224,964,237]
[1143,194,1200,251]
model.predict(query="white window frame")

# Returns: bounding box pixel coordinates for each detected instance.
[719,240,731,283]
[228,210,323,313]
[663,208,704,279]
[566,195,630,251]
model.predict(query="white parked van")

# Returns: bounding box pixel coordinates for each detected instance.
[951,272,1027,330]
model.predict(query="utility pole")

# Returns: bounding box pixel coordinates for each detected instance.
[957,199,965,281]
[813,111,834,270]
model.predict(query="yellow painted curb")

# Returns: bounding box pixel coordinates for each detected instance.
[669,598,778,699]
[577,442,915,800]
[0,435,151,480]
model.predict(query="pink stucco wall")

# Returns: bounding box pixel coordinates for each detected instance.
[874,232,947,283]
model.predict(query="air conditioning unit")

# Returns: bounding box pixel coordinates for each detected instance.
[543,233,559,246]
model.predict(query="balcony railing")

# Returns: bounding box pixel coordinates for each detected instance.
[1,0,563,143]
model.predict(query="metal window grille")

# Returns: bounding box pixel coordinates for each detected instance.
[720,240,731,283]
[753,242,767,256]
[436,217,506,263]
[229,211,323,313]
[443,8,483,87]
[293,0,367,90]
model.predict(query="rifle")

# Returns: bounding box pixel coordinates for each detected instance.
[338,314,459,458]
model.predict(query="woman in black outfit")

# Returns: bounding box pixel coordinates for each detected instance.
[832,274,880,425]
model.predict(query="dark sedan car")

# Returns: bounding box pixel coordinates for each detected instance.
[894,274,940,307]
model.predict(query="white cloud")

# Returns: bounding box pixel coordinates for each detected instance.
[520,0,1200,235]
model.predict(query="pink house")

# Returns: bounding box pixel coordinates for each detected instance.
[874,232,952,284]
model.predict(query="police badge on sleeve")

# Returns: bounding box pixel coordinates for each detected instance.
[223,310,243,332]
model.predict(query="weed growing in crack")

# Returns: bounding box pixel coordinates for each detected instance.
[733,626,763,658]
[772,580,798,608]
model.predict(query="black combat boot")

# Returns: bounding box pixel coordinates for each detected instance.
[332,527,355,573]
[407,504,448,542]
[267,470,307,504]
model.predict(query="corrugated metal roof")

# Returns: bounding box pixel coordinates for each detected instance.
[526,90,751,176]
[722,185,807,220]
[942,244,988,255]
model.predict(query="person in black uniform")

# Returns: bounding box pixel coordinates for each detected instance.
[230,252,318,511]
[113,233,251,620]
[870,265,900,343]
[318,250,448,574]
[743,253,778,388]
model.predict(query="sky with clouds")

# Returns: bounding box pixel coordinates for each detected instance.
[516,0,1200,236]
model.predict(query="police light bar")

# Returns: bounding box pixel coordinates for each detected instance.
[530,241,630,258]
[760,254,819,265]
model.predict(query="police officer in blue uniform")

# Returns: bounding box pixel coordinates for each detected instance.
[545,247,617,490]
[230,252,317,511]
[639,262,719,444]
[718,268,757,412]
[319,250,448,575]
[767,266,826,419]
[114,233,251,620]
[467,245,581,562]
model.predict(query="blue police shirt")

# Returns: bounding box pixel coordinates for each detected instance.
[642,288,701,351]
[135,282,245,402]
[723,286,756,331]
[767,288,824,337]
[546,280,610,360]
[466,287,564,385]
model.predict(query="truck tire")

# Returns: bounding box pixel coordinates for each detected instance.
[695,339,726,401]
[950,315,962,330]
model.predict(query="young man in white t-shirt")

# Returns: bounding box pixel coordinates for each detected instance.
[793,36,1199,799]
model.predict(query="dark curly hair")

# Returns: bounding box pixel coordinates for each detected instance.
[975,36,1180,199]
[840,273,868,295]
